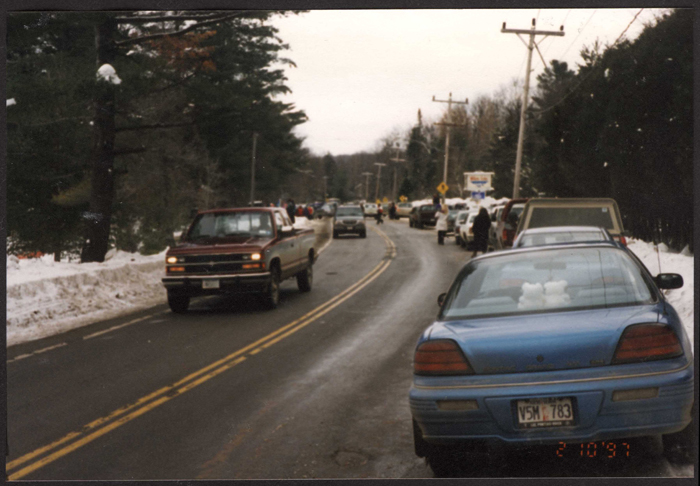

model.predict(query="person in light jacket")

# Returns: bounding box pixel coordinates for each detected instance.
[435,204,449,245]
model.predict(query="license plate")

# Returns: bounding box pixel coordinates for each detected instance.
[202,279,220,289]
[516,397,574,428]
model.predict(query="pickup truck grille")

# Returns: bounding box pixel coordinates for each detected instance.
[342,219,358,225]
[180,263,247,274]
[181,254,248,264]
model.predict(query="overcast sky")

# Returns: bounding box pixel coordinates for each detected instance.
[271,8,669,156]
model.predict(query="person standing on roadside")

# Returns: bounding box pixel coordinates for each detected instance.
[435,204,449,245]
[471,207,491,257]
[286,199,296,224]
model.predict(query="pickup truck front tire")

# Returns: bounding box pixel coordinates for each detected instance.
[262,266,281,309]
[167,291,190,314]
[296,261,313,292]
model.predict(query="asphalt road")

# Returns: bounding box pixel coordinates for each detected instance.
[6,218,692,479]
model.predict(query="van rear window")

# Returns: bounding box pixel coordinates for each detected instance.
[528,207,615,230]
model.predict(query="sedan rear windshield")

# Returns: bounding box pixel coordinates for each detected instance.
[187,212,273,239]
[337,207,363,217]
[441,248,655,320]
[420,205,438,212]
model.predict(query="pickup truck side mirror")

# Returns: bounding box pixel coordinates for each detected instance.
[655,273,683,289]
[279,225,295,237]
[437,292,447,306]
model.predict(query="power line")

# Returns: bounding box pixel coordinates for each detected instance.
[531,9,645,116]
[543,9,571,56]
[560,9,597,59]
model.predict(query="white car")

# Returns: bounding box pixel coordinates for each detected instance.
[458,210,479,248]
[453,210,471,246]
[396,202,413,218]
[363,203,378,216]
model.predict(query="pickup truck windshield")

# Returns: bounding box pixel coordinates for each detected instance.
[187,212,274,239]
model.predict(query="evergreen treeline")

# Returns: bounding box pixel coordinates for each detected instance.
[8,11,309,261]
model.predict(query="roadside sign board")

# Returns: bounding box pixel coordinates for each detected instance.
[399,195,407,202]
[376,199,381,205]
[437,182,449,194]
[471,191,485,200]
[382,197,389,203]
[464,172,495,192]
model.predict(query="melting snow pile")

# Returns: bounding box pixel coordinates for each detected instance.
[7,250,166,346]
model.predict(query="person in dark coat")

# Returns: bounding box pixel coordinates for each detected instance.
[286,199,296,224]
[471,207,491,257]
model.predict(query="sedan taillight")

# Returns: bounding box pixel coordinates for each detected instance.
[414,340,474,375]
[612,324,683,364]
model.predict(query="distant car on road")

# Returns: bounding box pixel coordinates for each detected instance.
[513,226,615,248]
[410,242,694,476]
[453,210,471,246]
[396,202,413,218]
[457,210,479,249]
[162,208,315,313]
[409,204,438,229]
[333,205,367,238]
[364,203,378,216]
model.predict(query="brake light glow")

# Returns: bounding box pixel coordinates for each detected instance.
[613,235,628,246]
[502,229,508,241]
[414,340,474,375]
[612,324,683,364]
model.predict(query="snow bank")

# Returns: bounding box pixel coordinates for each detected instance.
[7,251,166,346]
[627,239,694,345]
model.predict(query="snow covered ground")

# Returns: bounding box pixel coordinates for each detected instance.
[6,233,694,348]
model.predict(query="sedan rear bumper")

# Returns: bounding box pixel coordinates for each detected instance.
[410,362,693,445]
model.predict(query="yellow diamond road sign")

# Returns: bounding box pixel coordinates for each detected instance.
[399,195,407,202]
[382,196,389,203]
[437,182,449,194]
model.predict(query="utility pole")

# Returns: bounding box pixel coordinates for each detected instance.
[390,142,406,202]
[502,18,564,198]
[322,175,328,201]
[361,172,373,201]
[374,162,386,201]
[433,93,468,201]
[249,132,258,205]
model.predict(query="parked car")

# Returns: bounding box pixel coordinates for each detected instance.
[513,226,616,248]
[397,202,414,218]
[453,210,471,246]
[457,210,479,249]
[488,198,528,251]
[410,241,693,476]
[516,198,630,246]
[333,205,367,238]
[445,206,462,235]
[162,208,316,313]
[364,203,378,216]
[409,204,439,229]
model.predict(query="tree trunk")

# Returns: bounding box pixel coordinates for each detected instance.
[81,15,117,263]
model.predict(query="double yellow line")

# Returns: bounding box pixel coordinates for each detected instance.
[7,226,396,480]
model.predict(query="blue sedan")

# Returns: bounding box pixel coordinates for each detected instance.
[409,242,694,475]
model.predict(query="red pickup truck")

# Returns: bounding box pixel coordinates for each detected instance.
[162,207,316,313]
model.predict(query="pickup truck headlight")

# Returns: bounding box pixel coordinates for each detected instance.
[251,253,262,261]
